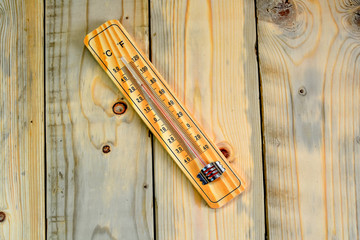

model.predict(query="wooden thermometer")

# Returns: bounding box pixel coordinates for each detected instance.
[84,20,245,208]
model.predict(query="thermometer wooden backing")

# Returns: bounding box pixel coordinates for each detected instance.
[84,20,245,208]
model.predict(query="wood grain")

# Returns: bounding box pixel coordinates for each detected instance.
[257,0,360,239]
[151,0,264,238]
[0,0,44,239]
[46,0,153,239]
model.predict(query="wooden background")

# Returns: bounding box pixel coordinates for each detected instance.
[0,0,359,239]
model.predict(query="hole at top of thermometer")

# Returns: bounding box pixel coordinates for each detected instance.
[120,57,207,167]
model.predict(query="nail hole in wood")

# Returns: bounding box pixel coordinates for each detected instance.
[143,184,148,189]
[0,212,5,222]
[102,145,111,154]
[298,87,307,96]
[112,101,127,115]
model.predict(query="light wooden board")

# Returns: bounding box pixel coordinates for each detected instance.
[0,0,45,239]
[46,0,153,239]
[257,0,360,239]
[151,0,265,239]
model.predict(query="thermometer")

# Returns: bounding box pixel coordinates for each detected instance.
[84,20,245,208]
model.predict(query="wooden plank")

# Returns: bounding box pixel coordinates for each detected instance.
[257,0,360,239]
[151,0,265,238]
[84,19,245,209]
[45,1,153,239]
[0,0,45,239]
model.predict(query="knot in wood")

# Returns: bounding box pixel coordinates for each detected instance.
[268,0,296,26]
[112,101,127,115]
[216,141,235,162]
[102,145,111,154]
[0,212,5,222]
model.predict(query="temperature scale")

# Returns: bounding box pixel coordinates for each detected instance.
[84,20,245,208]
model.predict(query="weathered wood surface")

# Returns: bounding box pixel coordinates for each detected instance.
[1,0,359,239]
[0,0,45,239]
[46,0,153,239]
[257,0,360,239]
[151,0,264,239]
